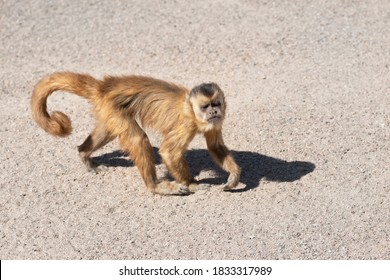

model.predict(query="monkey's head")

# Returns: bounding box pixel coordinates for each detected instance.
[189,83,226,131]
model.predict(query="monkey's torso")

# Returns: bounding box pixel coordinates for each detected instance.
[95,76,202,138]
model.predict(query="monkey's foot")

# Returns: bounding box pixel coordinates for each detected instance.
[223,184,235,191]
[222,172,240,191]
[222,181,239,191]
[222,182,242,191]
[83,159,108,174]
[153,181,191,195]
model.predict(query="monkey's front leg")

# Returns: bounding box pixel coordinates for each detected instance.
[205,130,241,190]
[214,152,241,191]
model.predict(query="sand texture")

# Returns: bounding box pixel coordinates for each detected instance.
[0,0,389,259]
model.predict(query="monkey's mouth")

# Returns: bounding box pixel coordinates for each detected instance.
[207,116,221,123]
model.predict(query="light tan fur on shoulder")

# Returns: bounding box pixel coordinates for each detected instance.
[31,72,240,195]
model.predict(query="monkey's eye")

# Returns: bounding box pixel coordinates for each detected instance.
[200,104,210,111]
[211,101,221,107]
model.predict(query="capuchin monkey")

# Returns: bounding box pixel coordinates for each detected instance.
[31,72,241,195]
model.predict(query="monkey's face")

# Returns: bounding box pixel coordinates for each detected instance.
[189,83,226,130]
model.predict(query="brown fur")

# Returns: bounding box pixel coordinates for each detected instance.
[31,72,241,195]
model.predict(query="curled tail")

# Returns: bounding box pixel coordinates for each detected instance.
[31,72,101,137]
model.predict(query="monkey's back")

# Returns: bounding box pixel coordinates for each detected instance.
[96,75,195,136]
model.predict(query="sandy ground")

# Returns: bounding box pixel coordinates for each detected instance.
[0,0,389,259]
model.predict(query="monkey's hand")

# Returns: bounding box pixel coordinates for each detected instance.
[222,171,241,191]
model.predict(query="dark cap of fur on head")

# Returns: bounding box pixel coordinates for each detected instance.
[190,83,221,98]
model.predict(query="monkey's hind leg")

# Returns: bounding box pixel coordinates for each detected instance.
[118,125,190,195]
[78,124,115,172]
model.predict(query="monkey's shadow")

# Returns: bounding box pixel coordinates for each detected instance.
[93,148,315,192]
